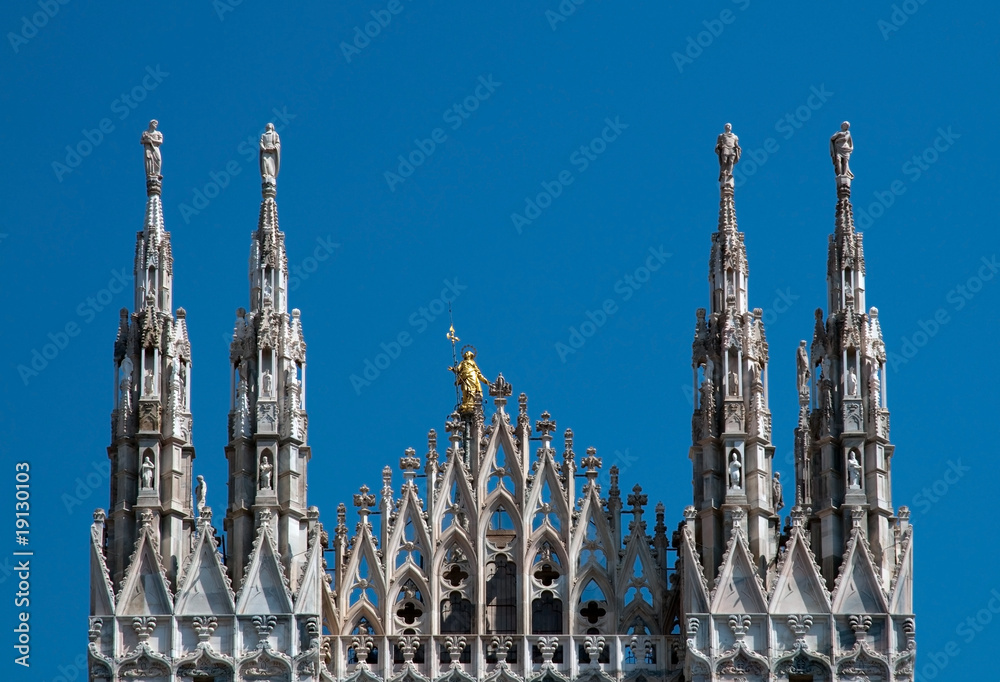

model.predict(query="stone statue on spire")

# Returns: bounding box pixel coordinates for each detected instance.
[259,123,281,195]
[141,120,163,194]
[715,123,741,188]
[830,121,854,180]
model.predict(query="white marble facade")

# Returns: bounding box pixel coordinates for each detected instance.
[87,122,914,682]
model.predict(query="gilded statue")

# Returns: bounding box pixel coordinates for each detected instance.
[449,350,491,414]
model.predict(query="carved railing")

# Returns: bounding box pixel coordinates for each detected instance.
[325,634,681,680]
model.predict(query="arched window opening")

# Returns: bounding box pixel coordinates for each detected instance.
[485,556,517,634]
[531,590,563,634]
[440,591,473,634]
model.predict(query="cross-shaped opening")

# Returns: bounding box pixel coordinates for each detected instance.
[534,563,559,586]
[580,600,606,624]
[443,564,469,587]
[396,602,423,625]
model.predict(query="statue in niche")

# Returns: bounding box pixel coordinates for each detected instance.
[144,368,155,396]
[179,362,187,408]
[728,451,742,490]
[119,357,134,412]
[140,120,163,180]
[259,454,274,490]
[448,348,491,414]
[195,475,207,515]
[286,366,300,388]
[169,356,181,400]
[259,123,281,186]
[262,370,273,397]
[847,366,858,396]
[830,121,854,179]
[263,279,273,302]
[140,455,155,490]
[870,366,881,407]
[848,451,862,489]
[727,369,739,396]
[796,341,810,398]
[715,123,742,186]
[772,472,784,512]
[748,357,761,386]
[821,356,831,382]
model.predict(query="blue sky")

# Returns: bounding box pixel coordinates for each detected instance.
[1,1,999,679]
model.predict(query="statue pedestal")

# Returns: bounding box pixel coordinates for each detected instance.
[255,490,278,507]
[724,490,748,506]
[135,489,160,508]
[844,489,867,507]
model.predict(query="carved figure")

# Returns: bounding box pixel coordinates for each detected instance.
[119,357,134,412]
[236,378,250,437]
[870,366,881,407]
[830,121,854,179]
[728,369,739,396]
[259,123,281,185]
[262,370,273,397]
[140,120,163,179]
[847,366,858,396]
[848,451,862,489]
[772,473,784,512]
[179,362,187,408]
[195,475,207,514]
[796,341,810,398]
[144,369,155,396]
[715,123,741,185]
[141,455,155,490]
[260,454,274,490]
[448,350,491,414]
[728,451,742,490]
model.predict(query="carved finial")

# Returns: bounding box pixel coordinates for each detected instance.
[140,120,163,195]
[427,429,438,460]
[259,122,281,197]
[490,636,513,663]
[627,484,647,523]
[445,636,467,668]
[132,616,157,643]
[489,372,512,408]
[683,505,697,523]
[563,428,575,461]
[335,502,347,538]
[715,122,741,192]
[535,411,556,445]
[354,484,376,511]
[582,447,601,489]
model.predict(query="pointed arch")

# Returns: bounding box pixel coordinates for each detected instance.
[385,489,432,570]
[570,493,615,572]
[340,523,387,619]
[342,600,384,637]
[525,453,570,534]
[477,424,524,500]
[433,455,477,536]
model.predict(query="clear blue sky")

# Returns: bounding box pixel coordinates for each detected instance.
[1,1,998,679]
